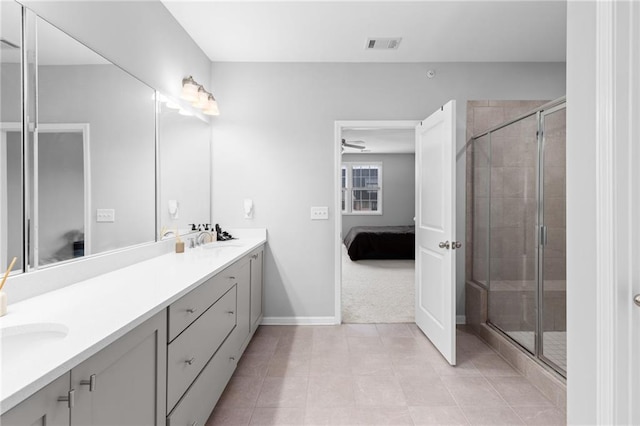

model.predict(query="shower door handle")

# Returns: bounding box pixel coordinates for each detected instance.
[540,226,548,246]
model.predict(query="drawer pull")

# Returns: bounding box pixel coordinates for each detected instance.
[186,308,197,314]
[226,310,235,315]
[191,422,199,426]
[228,276,236,280]
[185,357,195,365]
[229,357,235,361]
[80,374,97,392]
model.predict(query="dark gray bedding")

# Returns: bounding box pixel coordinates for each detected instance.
[343,225,415,261]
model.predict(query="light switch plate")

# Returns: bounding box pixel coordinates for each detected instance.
[97,209,115,223]
[310,206,329,220]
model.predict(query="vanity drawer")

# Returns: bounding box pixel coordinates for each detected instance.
[166,331,237,426]
[168,263,241,342]
[167,286,237,412]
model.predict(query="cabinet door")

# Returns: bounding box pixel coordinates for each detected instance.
[231,260,251,355]
[1,372,70,426]
[250,250,264,332]
[71,311,166,426]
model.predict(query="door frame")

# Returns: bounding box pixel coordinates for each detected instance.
[0,122,91,272]
[333,120,420,324]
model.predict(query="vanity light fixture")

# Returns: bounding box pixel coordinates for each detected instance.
[181,76,220,116]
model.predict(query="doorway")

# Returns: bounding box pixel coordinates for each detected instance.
[334,121,419,324]
[0,122,91,272]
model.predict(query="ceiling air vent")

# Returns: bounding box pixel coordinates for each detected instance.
[0,38,20,50]
[366,38,402,50]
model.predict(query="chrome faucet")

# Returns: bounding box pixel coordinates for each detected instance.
[196,231,212,246]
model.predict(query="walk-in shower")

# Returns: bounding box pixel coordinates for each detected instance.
[470,98,566,376]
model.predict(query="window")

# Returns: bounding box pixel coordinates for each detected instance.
[341,162,382,214]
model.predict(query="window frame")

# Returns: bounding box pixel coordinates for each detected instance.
[341,161,383,216]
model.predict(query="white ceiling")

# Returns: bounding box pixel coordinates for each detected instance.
[342,128,415,154]
[163,0,567,63]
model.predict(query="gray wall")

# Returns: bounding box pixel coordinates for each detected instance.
[341,153,415,237]
[210,61,566,319]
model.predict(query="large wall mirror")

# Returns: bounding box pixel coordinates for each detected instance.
[1,4,159,273]
[0,0,24,273]
[158,97,211,238]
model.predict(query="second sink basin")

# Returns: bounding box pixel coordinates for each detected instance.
[1,322,69,367]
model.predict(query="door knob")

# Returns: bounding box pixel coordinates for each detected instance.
[451,241,462,250]
[634,294,640,307]
[438,241,450,249]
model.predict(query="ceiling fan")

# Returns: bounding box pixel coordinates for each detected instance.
[341,138,366,152]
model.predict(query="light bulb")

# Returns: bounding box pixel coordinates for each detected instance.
[203,94,220,116]
[180,76,199,102]
[192,86,209,109]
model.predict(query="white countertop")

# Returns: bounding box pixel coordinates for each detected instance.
[0,233,266,414]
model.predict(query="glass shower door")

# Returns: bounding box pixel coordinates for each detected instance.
[487,114,539,354]
[539,105,567,373]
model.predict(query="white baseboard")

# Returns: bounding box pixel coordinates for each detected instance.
[261,316,339,326]
[262,316,466,326]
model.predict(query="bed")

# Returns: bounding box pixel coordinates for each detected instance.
[343,225,415,261]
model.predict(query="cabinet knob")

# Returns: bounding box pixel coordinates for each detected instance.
[58,389,75,408]
[252,254,258,260]
[186,308,197,314]
[185,357,195,365]
[80,374,97,392]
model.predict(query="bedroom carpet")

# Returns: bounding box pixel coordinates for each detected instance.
[341,245,415,323]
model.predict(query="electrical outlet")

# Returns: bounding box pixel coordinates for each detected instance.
[310,206,329,220]
[97,209,115,223]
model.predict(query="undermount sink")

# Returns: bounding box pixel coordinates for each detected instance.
[1,323,69,366]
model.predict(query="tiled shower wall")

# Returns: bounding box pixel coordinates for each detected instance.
[465,100,549,286]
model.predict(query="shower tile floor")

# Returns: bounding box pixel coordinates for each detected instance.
[507,331,567,372]
[206,324,566,425]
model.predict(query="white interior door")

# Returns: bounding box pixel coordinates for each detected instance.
[415,100,456,365]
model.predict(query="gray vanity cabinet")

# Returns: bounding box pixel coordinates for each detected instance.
[71,310,167,426]
[0,373,71,426]
[2,311,167,426]
[250,249,264,333]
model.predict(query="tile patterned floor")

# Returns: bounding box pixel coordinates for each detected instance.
[507,331,567,372]
[206,324,566,426]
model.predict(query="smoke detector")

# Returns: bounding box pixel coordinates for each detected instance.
[366,38,402,50]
